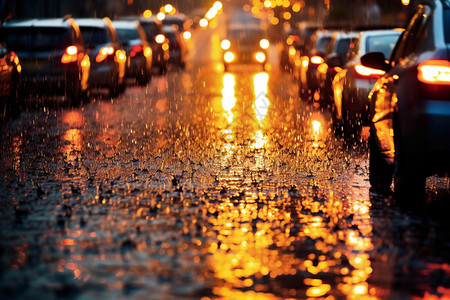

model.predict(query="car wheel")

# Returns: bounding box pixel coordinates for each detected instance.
[369,125,393,193]
[393,120,426,205]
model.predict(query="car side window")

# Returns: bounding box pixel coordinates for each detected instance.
[391,5,431,63]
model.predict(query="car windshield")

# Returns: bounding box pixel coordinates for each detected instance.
[366,34,400,59]
[227,28,263,44]
[79,26,109,46]
[336,38,353,60]
[116,28,140,42]
[1,27,72,51]
[316,36,332,52]
[141,22,160,39]
[162,19,184,33]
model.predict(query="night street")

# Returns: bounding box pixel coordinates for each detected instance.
[1,7,450,299]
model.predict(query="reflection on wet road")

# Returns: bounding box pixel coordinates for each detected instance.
[1,19,450,300]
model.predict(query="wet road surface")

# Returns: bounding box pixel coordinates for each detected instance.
[1,19,450,300]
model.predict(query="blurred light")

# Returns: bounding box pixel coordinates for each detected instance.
[130,44,143,57]
[417,60,450,84]
[164,4,174,13]
[264,0,272,8]
[144,46,152,57]
[259,39,270,49]
[162,43,169,51]
[213,1,223,10]
[402,0,410,5]
[354,63,385,78]
[224,51,235,63]
[155,34,165,44]
[286,37,293,45]
[271,17,279,25]
[292,3,301,12]
[199,18,209,28]
[96,46,114,63]
[221,39,231,50]
[61,46,78,63]
[143,9,152,18]
[310,55,324,64]
[206,8,217,20]
[115,50,127,63]
[283,12,291,20]
[289,47,296,56]
[157,12,166,21]
[183,31,192,40]
[255,52,266,63]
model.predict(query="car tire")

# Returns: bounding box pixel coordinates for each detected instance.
[369,125,394,193]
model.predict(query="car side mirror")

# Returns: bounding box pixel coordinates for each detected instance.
[360,51,389,71]
[326,53,342,67]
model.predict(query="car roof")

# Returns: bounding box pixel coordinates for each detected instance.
[359,28,404,38]
[75,18,109,28]
[3,18,76,28]
[120,16,159,24]
[112,20,139,29]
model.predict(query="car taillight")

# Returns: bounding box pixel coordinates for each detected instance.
[417,59,450,85]
[61,46,78,64]
[130,45,143,57]
[96,46,115,63]
[354,62,385,78]
[310,55,324,65]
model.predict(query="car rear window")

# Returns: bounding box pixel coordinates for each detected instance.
[79,27,109,46]
[445,9,450,44]
[141,22,160,39]
[336,38,352,59]
[316,36,332,52]
[366,34,401,59]
[1,27,72,51]
[116,28,140,42]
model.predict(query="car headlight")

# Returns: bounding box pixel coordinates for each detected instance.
[224,51,235,63]
[221,39,231,50]
[259,39,269,49]
[255,52,266,63]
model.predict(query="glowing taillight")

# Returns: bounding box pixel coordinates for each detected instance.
[96,46,115,63]
[61,46,78,63]
[354,62,385,78]
[417,59,450,85]
[155,34,165,44]
[143,47,152,58]
[310,55,324,65]
[130,45,143,57]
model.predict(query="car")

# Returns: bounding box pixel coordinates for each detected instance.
[162,25,187,68]
[298,29,334,100]
[332,29,402,137]
[1,17,90,105]
[361,0,450,201]
[221,24,269,71]
[121,16,168,74]
[317,31,358,108]
[279,26,301,72]
[112,20,152,86]
[76,18,126,97]
[0,42,21,102]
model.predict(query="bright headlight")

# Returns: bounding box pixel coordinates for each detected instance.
[224,51,235,63]
[221,39,231,50]
[255,52,266,63]
[259,39,269,49]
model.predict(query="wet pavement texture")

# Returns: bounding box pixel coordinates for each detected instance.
[1,23,450,300]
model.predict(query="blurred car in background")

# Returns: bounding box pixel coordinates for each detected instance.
[1,17,90,105]
[362,0,450,200]
[298,29,334,100]
[122,16,168,74]
[279,26,301,72]
[162,25,187,68]
[76,18,126,97]
[317,31,358,108]
[332,29,402,137]
[0,43,21,102]
[113,20,152,86]
[162,13,189,36]
[221,24,269,71]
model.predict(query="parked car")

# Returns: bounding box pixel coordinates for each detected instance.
[317,31,358,108]
[162,25,187,68]
[298,30,334,100]
[362,0,450,201]
[121,16,168,74]
[113,20,152,86]
[76,18,126,97]
[221,24,269,71]
[1,17,90,105]
[332,29,402,137]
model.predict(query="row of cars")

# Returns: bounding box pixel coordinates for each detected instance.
[0,14,190,107]
[282,0,450,202]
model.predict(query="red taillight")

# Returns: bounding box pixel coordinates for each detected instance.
[130,45,143,57]
[310,55,324,65]
[354,62,385,78]
[61,46,78,64]
[95,46,115,63]
[417,59,450,85]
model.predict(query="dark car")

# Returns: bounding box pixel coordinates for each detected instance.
[162,25,187,68]
[298,30,334,100]
[76,18,126,97]
[1,17,90,105]
[332,29,402,137]
[121,16,168,74]
[317,31,358,108]
[113,20,152,86]
[362,0,450,201]
[221,24,269,71]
